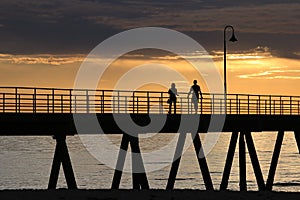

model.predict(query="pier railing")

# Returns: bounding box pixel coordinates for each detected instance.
[0,87,300,115]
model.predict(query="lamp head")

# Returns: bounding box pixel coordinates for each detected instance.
[229,32,238,42]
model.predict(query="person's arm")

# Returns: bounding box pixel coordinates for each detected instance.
[199,87,203,99]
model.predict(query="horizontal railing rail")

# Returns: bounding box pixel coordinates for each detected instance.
[0,86,300,115]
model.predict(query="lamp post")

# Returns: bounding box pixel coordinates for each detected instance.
[224,25,237,113]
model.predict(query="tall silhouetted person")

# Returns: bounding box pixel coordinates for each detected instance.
[188,80,203,114]
[168,83,178,114]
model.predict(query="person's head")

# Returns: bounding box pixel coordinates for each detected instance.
[171,83,175,88]
[193,80,197,85]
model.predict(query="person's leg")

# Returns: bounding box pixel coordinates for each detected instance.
[174,100,176,114]
[192,98,198,114]
[169,101,172,114]
[195,101,198,114]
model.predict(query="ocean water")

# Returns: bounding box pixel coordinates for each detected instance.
[0,132,300,192]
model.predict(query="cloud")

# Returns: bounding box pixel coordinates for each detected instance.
[0,0,299,59]
[0,44,287,68]
[0,46,276,67]
[84,3,300,34]
[1,1,299,34]
[116,46,275,62]
[239,69,300,80]
[0,54,84,65]
[210,46,274,62]
[294,52,300,56]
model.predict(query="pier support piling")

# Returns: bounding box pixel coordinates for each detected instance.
[167,132,213,190]
[167,132,186,189]
[191,132,214,190]
[48,134,77,189]
[111,133,149,189]
[220,132,238,190]
[239,132,247,191]
[221,131,265,191]
[266,131,284,190]
[294,131,300,154]
[111,132,129,189]
[245,132,265,190]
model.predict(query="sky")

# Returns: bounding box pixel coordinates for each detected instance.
[0,0,299,95]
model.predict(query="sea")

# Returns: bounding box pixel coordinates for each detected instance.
[1,132,300,192]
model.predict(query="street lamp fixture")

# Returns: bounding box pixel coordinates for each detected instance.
[224,25,237,113]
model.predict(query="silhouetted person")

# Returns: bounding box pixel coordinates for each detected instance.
[168,83,178,114]
[188,80,203,114]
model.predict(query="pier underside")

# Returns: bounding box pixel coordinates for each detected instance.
[1,113,300,191]
[0,113,300,135]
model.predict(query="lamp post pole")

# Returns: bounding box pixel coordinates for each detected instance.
[224,25,237,114]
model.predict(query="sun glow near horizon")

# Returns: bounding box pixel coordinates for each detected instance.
[0,48,299,96]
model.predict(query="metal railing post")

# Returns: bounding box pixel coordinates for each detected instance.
[69,89,72,113]
[229,99,232,114]
[86,90,89,113]
[15,88,18,113]
[258,96,261,115]
[256,100,258,115]
[3,93,5,113]
[265,100,267,114]
[113,96,115,113]
[74,95,77,113]
[52,89,55,113]
[269,95,271,115]
[61,95,63,113]
[200,97,203,114]
[102,91,104,113]
[273,100,275,115]
[47,94,50,113]
[118,91,120,113]
[132,92,135,113]
[248,95,250,114]
[290,96,292,115]
[280,96,282,115]
[125,96,128,113]
[33,88,37,113]
[212,94,215,114]
[236,94,238,114]
[160,92,163,114]
[18,94,21,113]
[137,96,139,114]
[147,92,150,114]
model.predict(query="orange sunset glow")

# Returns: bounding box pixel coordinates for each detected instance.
[0,48,299,96]
[0,1,299,96]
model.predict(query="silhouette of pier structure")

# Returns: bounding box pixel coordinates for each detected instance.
[0,86,300,191]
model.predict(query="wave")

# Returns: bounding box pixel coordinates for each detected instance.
[154,178,195,181]
[274,182,300,187]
